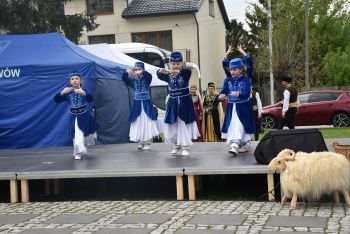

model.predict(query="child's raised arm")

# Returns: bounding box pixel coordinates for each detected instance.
[157,69,170,83]
[237,44,254,78]
[122,70,134,88]
[54,87,72,103]
[222,46,233,77]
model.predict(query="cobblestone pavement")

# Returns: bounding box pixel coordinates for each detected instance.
[0,201,349,233]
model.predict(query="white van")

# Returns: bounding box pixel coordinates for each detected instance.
[109,43,171,69]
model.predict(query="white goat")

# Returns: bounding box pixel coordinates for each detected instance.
[268,149,350,209]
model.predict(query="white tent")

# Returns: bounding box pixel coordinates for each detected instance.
[79,44,167,86]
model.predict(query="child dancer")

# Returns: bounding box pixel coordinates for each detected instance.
[219,58,256,155]
[122,62,159,149]
[157,52,200,156]
[54,73,99,160]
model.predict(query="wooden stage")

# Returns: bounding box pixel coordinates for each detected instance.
[1,139,347,203]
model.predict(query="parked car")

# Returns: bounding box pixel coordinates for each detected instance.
[261,90,350,129]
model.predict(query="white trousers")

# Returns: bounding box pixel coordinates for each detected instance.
[73,118,95,156]
[221,103,251,145]
[164,118,200,146]
[129,105,159,143]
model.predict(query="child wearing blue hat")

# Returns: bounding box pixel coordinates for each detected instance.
[122,62,159,150]
[157,52,200,156]
[219,51,256,155]
[54,73,99,160]
[222,44,254,79]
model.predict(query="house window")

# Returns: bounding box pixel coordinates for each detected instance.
[132,31,173,51]
[209,0,215,17]
[86,0,114,15]
[88,34,115,44]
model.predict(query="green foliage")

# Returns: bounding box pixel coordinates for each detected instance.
[322,46,350,86]
[234,0,350,90]
[0,0,98,43]
[226,19,257,59]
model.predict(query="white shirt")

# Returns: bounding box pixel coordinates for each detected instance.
[256,92,263,115]
[282,90,290,114]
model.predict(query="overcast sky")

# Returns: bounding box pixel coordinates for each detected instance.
[223,0,259,29]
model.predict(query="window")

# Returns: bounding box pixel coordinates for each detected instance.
[125,53,144,62]
[125,52,165,68]
[298,94,310,104]
[150,86,169,110]
[143,53,165,67]
[209,0,215,17]
[86,0,114,15]
[308,92,339,103]
[132,31,173,51]
[88,34,115,44]
[58,2,65,15]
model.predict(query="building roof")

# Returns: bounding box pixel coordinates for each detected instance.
[122,0,230,29]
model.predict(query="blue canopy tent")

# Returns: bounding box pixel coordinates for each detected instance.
[0,32,132,149]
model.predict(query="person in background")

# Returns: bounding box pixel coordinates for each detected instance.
[54,73,99,160]
[122,62,159,150]
[152,104,163,143]
[279,76,298,129]
[190,84,204,142]
[203,82,223,142]
[250,86,263,140]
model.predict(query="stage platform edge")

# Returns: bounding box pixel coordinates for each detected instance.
[0,172,18,203]
[184,166,275,202]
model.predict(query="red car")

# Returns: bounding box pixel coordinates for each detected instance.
[261,90,350,129]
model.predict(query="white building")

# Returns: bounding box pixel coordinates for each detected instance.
[64,0,231,90]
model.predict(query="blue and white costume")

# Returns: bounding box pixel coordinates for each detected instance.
[157,53,199,150]
[220,58,255,153]
[54,80,99,157]
[122,64,159,145]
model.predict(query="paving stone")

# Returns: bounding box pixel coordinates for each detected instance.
[45,214,104,224]
[175,230,233,234]
[0,201,346,233]
[19,228,76,234]
[187,214,247,226]
[266,216,327,228]
[0,214,37,224]
[261,232,311,234]
[114,214,173,224]
[94,228,154,234]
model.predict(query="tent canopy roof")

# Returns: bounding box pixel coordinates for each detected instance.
[0,32,127,79]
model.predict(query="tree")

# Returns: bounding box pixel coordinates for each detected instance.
[0,0,98,43]
[243,0,350,92]
[321,46,350,87]
[226,19,257,58]
[308,0,350,86]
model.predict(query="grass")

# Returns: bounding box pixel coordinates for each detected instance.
[318,127,350,138]
[257,127,350,140]
[156,127,349,142]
